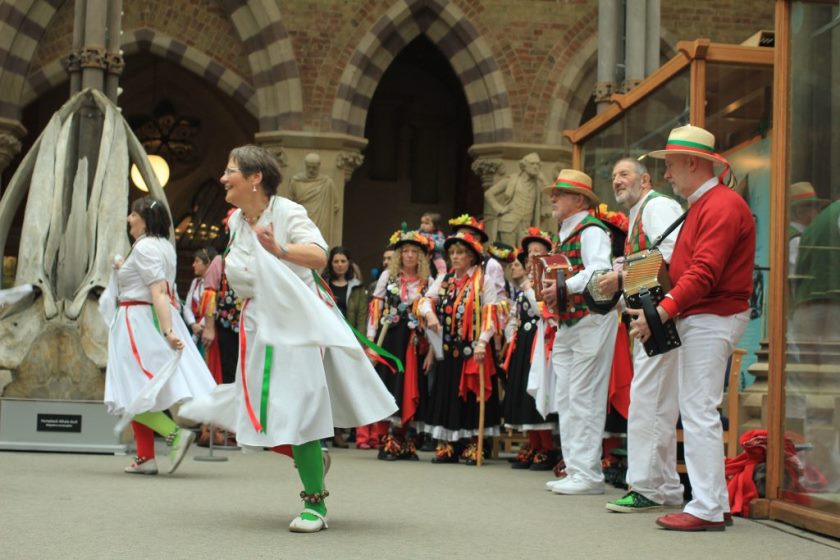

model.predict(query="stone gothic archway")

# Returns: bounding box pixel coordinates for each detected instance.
[330,0,513,144]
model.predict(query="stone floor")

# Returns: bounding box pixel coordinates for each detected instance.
[1,445,839,560]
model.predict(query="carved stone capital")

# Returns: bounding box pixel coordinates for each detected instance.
[64,50,82,73]
[78,46,109,70]
[336,151,364,181]
[0,125,24,173]
[260,142,288,168]
[470,158,505,189]
[105,52,125,76]
[593,81,616,104]
[620,79,644,94]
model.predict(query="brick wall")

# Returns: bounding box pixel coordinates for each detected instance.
[26,0,775,141]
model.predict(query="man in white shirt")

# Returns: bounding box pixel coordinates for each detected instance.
[541,169,618,495]
[598,158,685,512]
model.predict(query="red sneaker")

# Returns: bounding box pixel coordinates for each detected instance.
[656,513,725,532]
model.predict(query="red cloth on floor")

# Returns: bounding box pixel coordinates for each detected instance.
[724,429,823,517]
[608,322,633,419]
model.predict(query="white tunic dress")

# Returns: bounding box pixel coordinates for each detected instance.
[103,236,217,420]
[180,197,397,447]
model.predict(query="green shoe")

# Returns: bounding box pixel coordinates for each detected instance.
[605,491,664,513]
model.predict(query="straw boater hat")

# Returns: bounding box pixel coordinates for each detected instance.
[790,181,829,208]
[542,169,600,207]
[645,124,730,169]
[488,242,516,264]
[388,229,434,254]
[443,230,484,263]
[448,214,489,243]
[519,226,554,253]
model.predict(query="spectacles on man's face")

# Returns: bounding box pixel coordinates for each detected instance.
[223,167,241,176]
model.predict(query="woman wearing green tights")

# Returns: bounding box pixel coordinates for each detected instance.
[103,196,217,475]
[181,145,396,533]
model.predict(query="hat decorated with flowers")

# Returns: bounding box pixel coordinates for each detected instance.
[443,230,484,263]
[448,213,489,242]
[542,169,600,207]
[488,241,516,264]
[519,226,555,253]
[388,228,434,253]
[790,181,829,208]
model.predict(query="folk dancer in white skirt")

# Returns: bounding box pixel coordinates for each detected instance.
[103,196,217,476]
[180,145,397,533]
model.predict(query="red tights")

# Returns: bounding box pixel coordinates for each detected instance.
[131,421,156,459]
[526,429,554,452]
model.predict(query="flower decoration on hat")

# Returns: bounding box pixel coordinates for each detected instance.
[444,230,485,263]
[488,242,516,263]
[448,213,489,242]
[388,229,434,253]
[519,226,555,253]
[594,204,629,233]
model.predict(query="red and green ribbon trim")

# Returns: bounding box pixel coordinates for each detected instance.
[312,271,404,372]
[554,178,593,192]
[239,301,269,433]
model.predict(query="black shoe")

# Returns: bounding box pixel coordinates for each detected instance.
[377,449,399,461]
[529,450,556,471]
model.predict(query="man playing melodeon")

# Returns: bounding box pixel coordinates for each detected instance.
[626,125,755,531]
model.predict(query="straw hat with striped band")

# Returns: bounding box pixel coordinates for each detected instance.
[541,169,600,207]
[790,181,828,208]
[645,124,734,186]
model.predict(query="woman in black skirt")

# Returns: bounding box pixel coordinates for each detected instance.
[502,228,559,470]
[367,230,434,460]
[419,230,502,465]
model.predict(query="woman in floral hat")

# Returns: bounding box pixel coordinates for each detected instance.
[418,230,503,465]
[366,230,435,460]
[502,228,559,471]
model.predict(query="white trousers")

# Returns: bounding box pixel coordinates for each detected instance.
[551,313,618,484]
[676,312,750,522]
[626,339,683,505]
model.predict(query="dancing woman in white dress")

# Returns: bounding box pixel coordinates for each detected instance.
[104,196,216,475]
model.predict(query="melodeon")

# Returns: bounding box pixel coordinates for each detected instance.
[623,248,681,356]
[531,253,574,314]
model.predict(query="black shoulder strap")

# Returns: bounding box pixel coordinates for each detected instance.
[648,209,689,251]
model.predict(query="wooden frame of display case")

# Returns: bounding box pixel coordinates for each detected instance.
[565,39,773,168]
[765,0,840,538]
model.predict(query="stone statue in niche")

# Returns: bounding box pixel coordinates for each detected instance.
[483,152,552,246]
[289,153,339,245]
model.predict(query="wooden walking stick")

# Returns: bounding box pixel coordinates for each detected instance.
[376,321,390,347]
[476,360,486,467]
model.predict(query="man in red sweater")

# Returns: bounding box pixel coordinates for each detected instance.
[627,125,754,531]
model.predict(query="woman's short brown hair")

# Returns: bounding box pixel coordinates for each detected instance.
[229,144,283,197]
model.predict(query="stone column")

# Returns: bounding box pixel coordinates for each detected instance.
[623,0,646,92]
[596,0,622,112]
[469,142,572,237]
[645,0,661,77]
[0,118,26,192]
[255,130,367,248]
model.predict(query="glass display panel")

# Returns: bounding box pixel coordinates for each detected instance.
[581,70,690,204]
[784,0,840,516]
